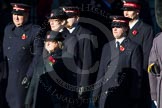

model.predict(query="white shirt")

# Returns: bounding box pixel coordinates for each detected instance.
[67,27,76,33]
[116,37,126,45]
[129,19,139,29]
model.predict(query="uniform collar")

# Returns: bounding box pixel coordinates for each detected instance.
[129,19,139,29]
[115,37,126,44]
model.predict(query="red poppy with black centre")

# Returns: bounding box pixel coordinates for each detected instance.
[120,45,125,52]
[132,29,138,36]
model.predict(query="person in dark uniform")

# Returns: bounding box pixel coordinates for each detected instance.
[47,8,68,32]
[60,6,97,108]
[93,15,143,108]
[3,3,43,108]
[25,31,65,108]
[121,0,154,108]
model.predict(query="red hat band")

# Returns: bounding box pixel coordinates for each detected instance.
[123,2,141,9]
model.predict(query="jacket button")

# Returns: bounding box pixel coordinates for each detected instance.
[22,47,25,50]
[17,70,19,73]
[105,91,108,94]
[7,58,10,61]
[8,47,11,49]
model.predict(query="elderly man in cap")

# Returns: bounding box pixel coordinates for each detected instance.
[93,15,143,108]
[3,3,43,108]
[122,0,154,108]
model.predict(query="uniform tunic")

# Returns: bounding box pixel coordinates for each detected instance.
[93,38,143,108]
[3,22,43,108]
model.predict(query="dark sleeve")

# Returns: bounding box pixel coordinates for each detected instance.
[92,43,109,101]
[78,33,98,86]
[26,25,44,78]
[130,45,143,101]
[142,26,154,70]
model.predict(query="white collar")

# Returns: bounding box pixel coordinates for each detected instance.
[59,29,63,32]
[116,37,126,44]
[67,27,76,33]
[129,19,139,29]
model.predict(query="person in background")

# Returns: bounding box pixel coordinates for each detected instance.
[93,15,143,108]
[122,0,154,108]
[3,3,43,108]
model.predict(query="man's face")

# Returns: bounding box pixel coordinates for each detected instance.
[66,16,78,29]
[123,10,139,20]
[49,19,63,31]
[13,14,27,27]
[112,26,127,39]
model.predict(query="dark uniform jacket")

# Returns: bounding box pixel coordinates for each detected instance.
[93,38,143,108]
[63,25,97,89]
[61,25,97,107]
[128,20,154,70]
[3,22,43,108]
[128,20,154,108]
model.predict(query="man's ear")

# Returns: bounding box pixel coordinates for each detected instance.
[76,16,80,22]
[61,20,66,25]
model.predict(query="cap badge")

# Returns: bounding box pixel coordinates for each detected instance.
[47,35,50,39]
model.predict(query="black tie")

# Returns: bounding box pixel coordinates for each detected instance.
[116,41,120,49]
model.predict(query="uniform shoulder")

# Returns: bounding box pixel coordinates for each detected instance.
[141,21,152,29]
[126,38,140,48]
[153,32,162,42]
[31,24,41,30]
[79,25,92,34]
[5,22,14,28]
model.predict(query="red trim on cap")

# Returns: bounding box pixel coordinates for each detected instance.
[113,19,129,23]
[64,10,79,13]
[123,2,141,9]
[13,7,25,11]
[13,4,29,12]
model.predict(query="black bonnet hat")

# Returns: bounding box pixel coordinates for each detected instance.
[47,8,68,20]
[45,31,64,42]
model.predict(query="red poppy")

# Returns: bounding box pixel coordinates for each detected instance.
[21,34,27,40]
[120,45,125,52]
[48,56,56,64]
[132,29,138,36]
